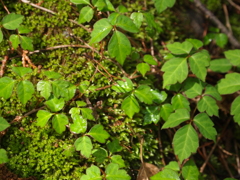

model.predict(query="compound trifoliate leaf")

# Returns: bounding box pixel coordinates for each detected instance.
[51,80,70,98]
[182,159,200,180]
[36,110,53,127]
[0,77,15,99]
[173,124,199,163]
[74,136,93,158]
[0,117,10,131]
[193,113,217,141]
[136,63,150,77]
[130,12,143,29]
[197,96,219,116]
[37,80,52,100]
[111,155,126,168]
[204,85,222,101]
[2,13,24,30]
[17,80,35,105]
[112,77,133,93]
[45,97,65,112]
[134,85,152,104]
[121,95,140,118]
[81,165,102,180]
[70,115,87,134]
[107,139,123,153]
[150,168,180,180]
[171,94,190,111]
[0,149,9,164]
[88,124,110,143]
[108,30,131,65]
[62,83,76,101]
[161,58,188,88]
[224,49,240,66]
[209,58,232,73]
[78,6,94,24]
[92,148,108,163]
[115,15,139,33]
[167,41,193,54]
[106,163,131,180]
[143,106,161,125]
[230,96,240,125]
[183,78,203,99]
[217,73,240,94]
[52,114,68,134]
[153,0,176,13]
[12,67,32,77]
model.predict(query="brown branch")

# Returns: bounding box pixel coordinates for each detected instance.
[223,4,232,33]
[194,0,240,48]
[228,0,240,11]
[0,56,8,77]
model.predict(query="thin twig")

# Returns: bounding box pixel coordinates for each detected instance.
[0,56,8,77]
[234,140,240,174]
[0,0,10,14]
[228,0,240,11]
[223,4,232,33]
[219,148,234,178]
[158,124,166,166]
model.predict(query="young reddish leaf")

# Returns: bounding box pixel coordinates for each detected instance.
[74,136,93,158]
[121,95,140,118]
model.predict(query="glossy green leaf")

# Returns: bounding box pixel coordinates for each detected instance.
[173,124,199,163]
[143,55,157,65]
[17,80,35,105]
[121,95,140,118]
[80,108,94,120]
[171,94,190,111]
[81,165,102,180]
[188,50,210,81]
[20,36,33,51]
[112,77,133,93]
[111,155,125,168]
[162,109,190,129]
[79,81,90,93]
[186,38,203,49]
[164,161,180,171]
[62,83,76,101]
[52,114,68,134]
[143,12,157,29]
[37,80,51,100]
[183,78,203,99]
[182,159,200,180]
[209,58,232,73]
[160,103,173,121]
[93,0,106,11]
[36,110,53,127]
[197,96,219,116]
[18,26,31,34]
[215,33,228,48]
[204,85,222,101]
[9,34,20,49]
[134,85,152,104]
[117,5,128,13]
[230,96,240,125]
[108,13,120,25]
[88,124,110,143]
[92,148,108,163]
[193,113,217,141]
[51,80,70,98]
[115,15,139,33]
[150,90,167,104]
[0,117,10,131]
[224,49,240,66]
[2,13,24,30]
[78,6,94,23]
[137,63,150,77]
[0,149,9,164]
[161,58,188,88]
[108,30,131,65]
[167,41,193,54]
[150,168,180,180]
[130,12,143,29]
[143,106,161,125]
[45,97,65,112]
[74,136,93,158]
[106,163,131,180]
[104,0,115,11]
[70,115,87,134]
[217,73,240,94]
[90,18,112,44]
[0,77,15,99]
[107,139,123,153]
[0,29,3,42]
[153,0,176,13]
[12,67,32,77]
[70,0,90,5]
[43,71,62,79]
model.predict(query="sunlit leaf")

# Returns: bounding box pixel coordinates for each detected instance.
[78,6,94,23]
[88,124,110,143]
[20,36,34,51]
[204,85,222,101]
[143,106,161,125]
[51,80,70,98]
[143,54,157,65]
[134,85,152,104]
[37,80,51,100]
[70,0,90,5]
[121,95,140,118]
[137,63,150,77]
[224,49,240,66]
[74,136,93,158]
[0,117,10,131]
[81,108,94,120]
[81,165,102,180]
[107,139,123,153]
[186,38,203,49]
[18,26,31,34]
[183,78,203,99]
[0,29,3,42]
[197,96,219,116]
[70,115,87,134]
[209,58,232,73]
[150,90,167,104]
[43,71,62,79]
[215,33,228,48]
[36,110,53,127]
[12,67,32,77]
[167,41,193,54]
[160,103,173,121]
[111,155,126,168]
[171,94,190,111]
[217,73,240,94]
[150,168,180,180]
[182,159,200,180]
[106,163,131,180]
[45,97,65,112]
[130,12,143,29]
[0,77,15,99]
[164,161,180,171]
[230,96,240,125]
[17,80,35,105]
[115,15,139,33]
[0,149,9,164]
[153,0,176,13]
[52,113,68,134]
[2,13,24,30]
[112,77,133,93]
[9,34,20,49]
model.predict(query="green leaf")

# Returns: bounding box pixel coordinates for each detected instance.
[17,80,35,105]
[78,6,94,23]
[52,113,68,134]
[204,85,222,101]
[43,71,62,79]
[76,101,87,107]
[224,49,240,66]
[111,77,133,93]
[209,58,232,73]
[143,106,161,125]
[79,81,90,93]
[70,115,87,134]
[62,145,75,157]
[215,33,228,48]
[0,117,10,131]
[107,139,123,153]
[162,109,190,129]
[134,85,152,104]
[150,168,180,180]
[70,0,90,5]
[164,161,180,171]
[136,63,150,77]
[183,78,203,99]
[130,12,143,29]
[224,178,237,180]
[193,113,217,141]
[111,155,126,168]
[45,97,65,112]
[9,34,20,49]
[0,29,3,42]
[121,95,140,118]
[230,96,240,125]
[217,73,240,94]
[153,0,176,13]
[173,124,199,163]
[150,90,167,104]
[2,13,24,30]
[88,124,110,143]
[197,96,219,116]
[90,18,112,44]
[188,50,210,81]
[104,0,115,11]
[93,0,106,11]
[115,15,139,33]
[171,94,190,111]
[106,163,131,180]
[92,148,108,163]
[81,108,94,120]
[161,58,188,88]
[18,26,31,34]
[37,80,52,100]
[117,5,128,13]
[81,165,102,180]
[108,13,120,25]
[182,159,200,180]
[143,55,157,65]
[167,41,193,54]
[36,110,53,127]
[20,36,33,51]
[160,103,173,121]
[51,80,70,98]
[0,77,15,99]
[12,66,32,77]
[108,30,131,65]
[74,136,93,158]
[62,83,76,101]
[0,149,9,164]
[186,38,203,49]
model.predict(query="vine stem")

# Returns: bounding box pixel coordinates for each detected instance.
[0,0,10,14]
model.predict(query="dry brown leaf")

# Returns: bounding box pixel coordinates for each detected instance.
[137,162,160,180]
